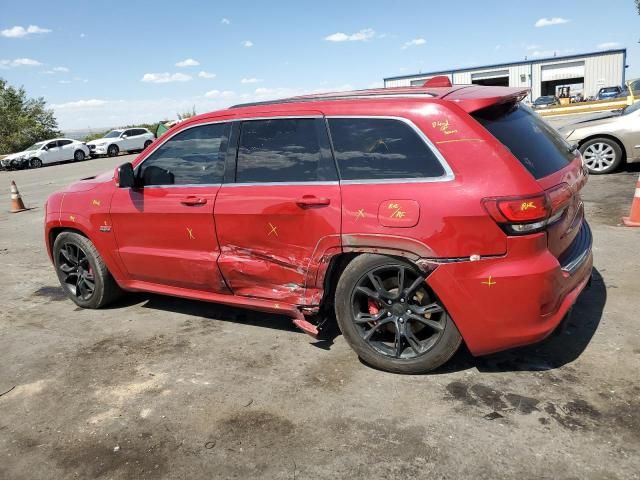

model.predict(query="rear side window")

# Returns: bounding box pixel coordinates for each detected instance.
[327,118,445,181]
[236,118,334,183]
[473,103,573,179]
[138,123,229,186]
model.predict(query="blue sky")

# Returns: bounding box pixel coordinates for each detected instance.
[1,0,638,130]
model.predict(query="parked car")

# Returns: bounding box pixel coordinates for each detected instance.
[532,95,560,109]
[1,138,89,169]
[87,128,154,157]
[558,101,640,174]
[596,86,625,100]
[45,83,592,374]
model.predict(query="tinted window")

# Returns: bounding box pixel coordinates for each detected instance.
[134,129,147,136]
[237,118,327,183]
[138,123,229,186]
[473,103,573,179]
[46,141,58,149]
[58,139,73,146]
[328,118,445,180]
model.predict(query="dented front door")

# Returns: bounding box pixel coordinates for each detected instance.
[214,115,341,306]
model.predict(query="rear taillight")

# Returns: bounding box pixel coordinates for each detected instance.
[483,183,571,235]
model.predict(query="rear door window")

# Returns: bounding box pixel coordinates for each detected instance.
[472,103,573,179]
[236,118,335,183]
[327,118,446,181]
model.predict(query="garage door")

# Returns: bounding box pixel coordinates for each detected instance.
[471,69,509,81]
[541,61,585,81]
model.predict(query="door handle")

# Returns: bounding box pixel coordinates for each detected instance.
[180,196,207,206]
[296,195,330,208]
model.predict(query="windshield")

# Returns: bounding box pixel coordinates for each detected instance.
[623,102,640,116]
[104,130,123,138]
[601,87,618,93]
[25,141,46,151]
[535,97,554,104]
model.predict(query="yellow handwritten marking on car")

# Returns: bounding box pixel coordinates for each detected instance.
[388,202,406,219]
[521,201,537,211]
[186,227,195,240]
[482,275,496,287]
[431,119,458,135]
[355,208,366,221]
[91,199,101,207]
[436,138,484,145]
[69,215,76,222]
[267,222,278,237]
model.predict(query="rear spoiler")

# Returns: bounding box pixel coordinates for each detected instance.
[441,85,529,113]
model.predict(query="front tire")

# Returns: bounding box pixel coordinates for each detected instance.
[143,140,153,150]
[53,232,122,309]
[30,158,43,168]
[580,138,623,174]
[335,254,462,374]
[73,150,85,162]
[107,144,119,157]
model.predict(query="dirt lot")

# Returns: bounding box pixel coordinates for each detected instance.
[1,153,639,479]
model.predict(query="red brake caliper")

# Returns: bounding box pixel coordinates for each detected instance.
[368,298,380,316]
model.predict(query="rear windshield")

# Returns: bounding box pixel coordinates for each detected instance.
[472,103,573,179]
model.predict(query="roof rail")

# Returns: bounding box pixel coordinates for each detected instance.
[229,89,435,109]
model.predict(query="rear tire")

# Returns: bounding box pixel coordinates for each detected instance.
[580,138,622,174]
[335,254,462,374]
[107,144,119,157]
[53,231,122,309]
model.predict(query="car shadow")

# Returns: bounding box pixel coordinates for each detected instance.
[432,267,607,374]
[107,292,301,334]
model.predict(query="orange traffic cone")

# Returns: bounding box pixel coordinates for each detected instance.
[10,180,27,213]
[622,173,640,227]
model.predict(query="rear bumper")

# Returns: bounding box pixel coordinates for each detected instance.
[427,222,593,356]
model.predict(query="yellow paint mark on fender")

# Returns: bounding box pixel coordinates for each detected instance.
[186,227,195,240]
[355,208,365,221]
[267,222,278,237]
[431,119,458,135]
[92,199,101,207]
[69,215,76,222]
[482,275,496,287]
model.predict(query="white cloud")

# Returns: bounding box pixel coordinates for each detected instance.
[241,40,253,47]
[534,17,570,27]
[529,48,574,58]
[402,38,426,49]
[221,18,230,24]
[53,66,69,72]
[141,72,192,83]
[204,89,235,98]
[58,80,72,84]
[596,42,621,49]
[241,77,263,84]
[526,44,541,51]
[325,28,375,42]
[0,25,51,38]
[0,57,42,68]
[175,58,200,67]
[52,99,108,109]
[198,71,216,79]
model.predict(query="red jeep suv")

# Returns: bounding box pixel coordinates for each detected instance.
[44,81,593,373]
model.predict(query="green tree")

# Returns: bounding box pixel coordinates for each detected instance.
[0,78,61,154]
[637,0,640,13]
[177,106,196,120]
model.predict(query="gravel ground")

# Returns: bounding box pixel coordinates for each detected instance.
[0,149,639,480]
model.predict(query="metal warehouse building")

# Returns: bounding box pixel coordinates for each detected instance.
[384,49,627,100]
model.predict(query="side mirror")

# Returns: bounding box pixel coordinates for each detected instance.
[122,134,128,139]
[43,146,49,151]
[116,162,136,188]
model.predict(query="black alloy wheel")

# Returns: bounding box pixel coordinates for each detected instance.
[57,242,96,301]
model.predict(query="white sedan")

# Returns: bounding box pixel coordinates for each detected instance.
[87,128,155,157]
[1,138,90,169]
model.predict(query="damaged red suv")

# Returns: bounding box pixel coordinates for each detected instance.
[44,79,592,373]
